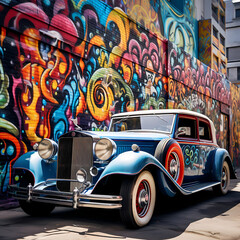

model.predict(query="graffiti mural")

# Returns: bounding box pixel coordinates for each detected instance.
[167,42,231,153]
[230,84,240,166]
[0,37,28,193]
[0,0,239,197]
[199,19,211,67]
[0,0,168,194]
[168,42,230,104]
[180,143,215,177]
[161,0,198,58]
[102,0,198,58]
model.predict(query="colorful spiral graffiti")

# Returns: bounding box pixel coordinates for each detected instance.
[0,0,169,193]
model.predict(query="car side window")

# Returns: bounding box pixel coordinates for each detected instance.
[177,117,197,139]
[199,120,212,141]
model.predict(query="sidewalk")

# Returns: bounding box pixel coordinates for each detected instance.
[0,196,19,210]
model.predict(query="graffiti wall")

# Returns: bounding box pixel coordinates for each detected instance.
[230,84,240,166]
[102,0,198,58]
[0,0,168,194]
[160,0,198,58]
[199,19,211,67]
[0,0,238,197]
[167,42,236,162]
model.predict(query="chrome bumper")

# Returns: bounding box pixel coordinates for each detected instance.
[8,184,122,209]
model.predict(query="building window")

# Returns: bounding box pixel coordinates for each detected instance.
[221,61,226,69]
[220,12,225,29]
[236,9,240,18]
[220,35,225,46]
[228,47,240,62]
[212,4,218,22]
[213,27,218,38]
[220,61,226,75]
[213,54,219,72]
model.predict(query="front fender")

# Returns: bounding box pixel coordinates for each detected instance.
[13,151,57,186]
[94,150,178,197]
[99,150,165,178]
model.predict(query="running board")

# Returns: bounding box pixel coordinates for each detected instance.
[179,181,220,195]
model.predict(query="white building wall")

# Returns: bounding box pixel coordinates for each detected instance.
[226,0,240,83]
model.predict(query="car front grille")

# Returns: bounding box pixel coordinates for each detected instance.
[57,136,93,192]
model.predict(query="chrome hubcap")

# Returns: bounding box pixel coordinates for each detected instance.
[169,159,178,176]
[222,167,227,189]
[136,181,150,217]
[169,152,180,180]
[138,189,149,208]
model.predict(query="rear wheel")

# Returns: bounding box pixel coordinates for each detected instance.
[213,161,230,195]
[120,170,156,228]
[19,200,55,216]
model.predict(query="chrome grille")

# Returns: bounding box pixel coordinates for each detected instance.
[57,136,93,192]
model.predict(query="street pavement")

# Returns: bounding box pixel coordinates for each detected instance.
[0,169,240,240]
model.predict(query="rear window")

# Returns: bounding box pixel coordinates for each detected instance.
[199,120,212,141]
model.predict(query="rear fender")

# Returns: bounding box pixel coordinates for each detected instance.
[212,148,236,181]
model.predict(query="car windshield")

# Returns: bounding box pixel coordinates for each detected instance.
[109,114,175,133]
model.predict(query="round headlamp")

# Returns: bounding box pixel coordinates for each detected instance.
[94,138,116,161]
[38,138,58,160]
[76,169,87,183]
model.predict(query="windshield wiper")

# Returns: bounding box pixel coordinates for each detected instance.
[154,114,168,124]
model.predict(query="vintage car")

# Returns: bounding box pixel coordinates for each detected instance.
[8,109,236,228]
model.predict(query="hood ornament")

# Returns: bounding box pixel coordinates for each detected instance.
[71,118,82,130]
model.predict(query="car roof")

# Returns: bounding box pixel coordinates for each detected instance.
[111,109,217,145]
[112,109,210,121]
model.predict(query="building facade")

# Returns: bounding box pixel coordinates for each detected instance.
[196,0,227,76]
[226,0,240,84]
[0,0,239,197]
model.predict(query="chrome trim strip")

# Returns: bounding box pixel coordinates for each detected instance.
[78,202,122,209]
[8,184,122,210]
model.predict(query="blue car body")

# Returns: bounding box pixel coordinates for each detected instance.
[8,109,236,228]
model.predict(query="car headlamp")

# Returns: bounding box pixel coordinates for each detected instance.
[94,138,116,161]
[38,138,58,160]
[76,169,87,183]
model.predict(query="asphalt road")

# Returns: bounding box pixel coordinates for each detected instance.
[1,170,240,240]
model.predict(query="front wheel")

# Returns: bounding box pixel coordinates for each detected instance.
[19,200,55,216]
[213,161,230,195]
[120,170,156,228]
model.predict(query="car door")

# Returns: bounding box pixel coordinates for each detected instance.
[198,118,218,179]
[175,115,201,183]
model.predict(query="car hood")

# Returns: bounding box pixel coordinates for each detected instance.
[78,130,170,142]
